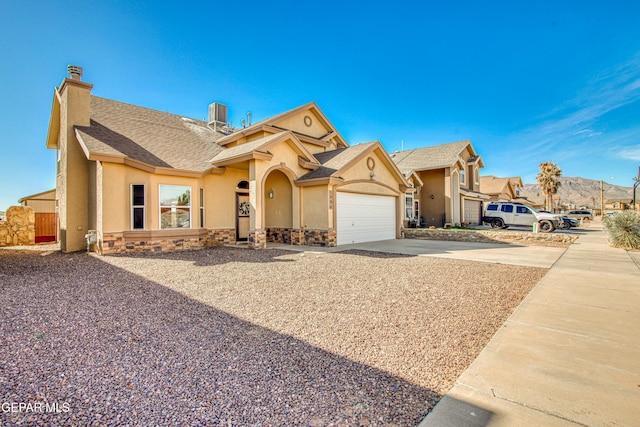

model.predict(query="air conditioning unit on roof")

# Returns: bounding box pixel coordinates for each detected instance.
[208,102,228,127]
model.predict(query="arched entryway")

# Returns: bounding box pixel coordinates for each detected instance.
[264,169,293,243]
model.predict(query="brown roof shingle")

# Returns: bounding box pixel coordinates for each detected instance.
[390,140,472,175]
[75,96,225,172]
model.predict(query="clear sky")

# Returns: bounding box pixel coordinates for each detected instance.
[1,1,639,211]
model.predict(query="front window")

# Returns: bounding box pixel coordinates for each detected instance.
[516,206,532,214]
[160,185,191,229]
[199,188,205,228]
[131,185,145,230]
[460,168,466,185]
[405,193,414,220]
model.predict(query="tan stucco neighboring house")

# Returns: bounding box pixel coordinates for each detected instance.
[18,189,56,212]
[391,140,489,227]
[18,189,57,243]
[46,66,409,253]
[479,176,523,201]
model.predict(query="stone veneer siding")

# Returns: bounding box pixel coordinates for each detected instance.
[100,228,235,255]
[249,229,267,249]
[266,228,291,244]
[303,229,337,247]
[0,206,36,247]
[404,228,579,246]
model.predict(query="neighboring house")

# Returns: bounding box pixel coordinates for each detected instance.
[391,140,489,227]
[18,189,57,243]
[480,176,523,201]
[605,199,637,213]
[18,189,56,212]
[46,66,409,253]
[0,211,5,221]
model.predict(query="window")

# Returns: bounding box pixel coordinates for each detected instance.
[160,185,191,229]
[131,185,145,230]
[516,206,531,214]
[199,188,205,228]
[501,204,514,213]
[405,193,414,220]
[460,167,466,184]
[487,204,498,211]
[414,200,420,221]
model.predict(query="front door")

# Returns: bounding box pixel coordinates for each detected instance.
[236,193,250,241]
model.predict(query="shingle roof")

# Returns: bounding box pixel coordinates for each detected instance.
[480,176,512,195]
[298,142,377,181]
[75,96,225,172]
[210,132,287,163]
[390,140,472,175]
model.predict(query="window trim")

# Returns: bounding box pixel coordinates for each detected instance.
[199,188,205,228]
[405,193,414,220]
[131,184,146,230]
[159,184,192,230]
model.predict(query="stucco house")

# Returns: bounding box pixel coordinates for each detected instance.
[18,189,57,243]
[479,176,523,201]
[46,66,410,253]
[390,141,489,227]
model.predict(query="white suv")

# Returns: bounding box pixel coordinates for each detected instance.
[482,202,563,232]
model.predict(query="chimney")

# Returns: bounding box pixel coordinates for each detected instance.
[67,65,84,80]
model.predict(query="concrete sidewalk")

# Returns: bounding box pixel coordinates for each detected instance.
[421,221,640,426]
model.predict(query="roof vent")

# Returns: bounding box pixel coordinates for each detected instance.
[67,65,83,80]
[208,102,228,132]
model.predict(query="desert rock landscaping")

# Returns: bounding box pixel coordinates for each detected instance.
[0,246,547,426]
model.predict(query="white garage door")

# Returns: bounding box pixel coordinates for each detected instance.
[464,200,482,225]
[336,192,396,245]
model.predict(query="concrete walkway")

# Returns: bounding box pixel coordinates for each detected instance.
[421,221,640,426]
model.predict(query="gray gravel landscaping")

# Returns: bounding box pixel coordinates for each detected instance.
[0,245,547,426]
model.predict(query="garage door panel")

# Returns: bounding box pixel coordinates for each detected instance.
[337,193,396,245]
[464,200,482,225]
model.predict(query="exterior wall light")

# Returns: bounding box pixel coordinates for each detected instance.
[268,189,275,199]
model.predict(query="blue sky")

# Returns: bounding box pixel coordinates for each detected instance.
[1,1,639,211]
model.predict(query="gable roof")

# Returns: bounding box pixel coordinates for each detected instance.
[18,189,56,203]
[298,141,409,188]
[390,140,482,176]
[75,96,225,173]
[215,102,349,148]
[210,131,320,168]
[480,176,513,195]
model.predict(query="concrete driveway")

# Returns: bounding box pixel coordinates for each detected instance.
[269,238,568,268]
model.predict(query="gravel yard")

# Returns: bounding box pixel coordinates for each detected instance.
[0,245,547,426]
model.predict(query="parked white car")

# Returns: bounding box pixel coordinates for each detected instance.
[482,202,563,232]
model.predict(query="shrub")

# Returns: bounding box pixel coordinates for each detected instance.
[603,210,640,249]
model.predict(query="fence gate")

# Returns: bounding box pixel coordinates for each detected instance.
[35,213,57,243]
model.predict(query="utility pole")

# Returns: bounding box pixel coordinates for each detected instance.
[600,180,605,218]
[633,166,640,211]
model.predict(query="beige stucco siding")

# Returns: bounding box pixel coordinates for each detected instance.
[302,186,329,229]
[264,170,293,228]
[418,169,446,227]
[275,110,329,138]
[204,167,248,229]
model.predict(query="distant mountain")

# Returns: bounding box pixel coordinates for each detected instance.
[520,177,634,209]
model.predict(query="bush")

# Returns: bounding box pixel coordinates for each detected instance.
[603,210,640,249]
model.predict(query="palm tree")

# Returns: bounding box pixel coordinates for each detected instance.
[536,161,562,212]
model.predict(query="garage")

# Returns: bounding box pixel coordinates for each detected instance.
[336,192,396,245]
[463,199,482,225]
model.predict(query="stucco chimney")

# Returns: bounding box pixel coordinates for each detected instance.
[67,65,83,80]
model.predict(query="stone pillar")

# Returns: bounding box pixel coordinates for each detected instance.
[249,229,266,249]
